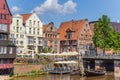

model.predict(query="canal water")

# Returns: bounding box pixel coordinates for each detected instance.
[13,72,119,80]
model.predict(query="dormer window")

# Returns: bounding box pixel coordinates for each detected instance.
[66,28,75,39]
[67,33,71,39]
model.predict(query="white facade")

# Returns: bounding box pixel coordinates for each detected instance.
[24,13,43,55]
[10,13,43,56]
[10,14,26,54]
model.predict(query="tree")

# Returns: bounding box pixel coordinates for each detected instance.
[92,15,117,54]
[40,47,52,53]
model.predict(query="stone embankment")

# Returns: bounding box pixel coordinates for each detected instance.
[14,64,44,74]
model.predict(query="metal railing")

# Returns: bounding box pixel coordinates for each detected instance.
[82,54,120,60]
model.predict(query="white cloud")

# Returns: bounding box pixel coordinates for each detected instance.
[11,6,20,13]
[31,0,77,15]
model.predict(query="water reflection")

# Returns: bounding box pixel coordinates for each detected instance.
[14,72,117,80]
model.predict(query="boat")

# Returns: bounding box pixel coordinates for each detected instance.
[39,52,79,74]
[85,69,106,77]
[47,61,78,74]
[70,69,81,75]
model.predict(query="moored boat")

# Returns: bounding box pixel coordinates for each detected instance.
[85,69,106,77]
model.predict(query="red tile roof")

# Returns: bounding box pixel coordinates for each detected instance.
[58,19,87,41]
[21,13,32,24]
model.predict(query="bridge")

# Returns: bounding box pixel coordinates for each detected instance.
[82,55,120,60]
[81,55,120,76]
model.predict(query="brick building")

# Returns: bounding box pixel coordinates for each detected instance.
[43,22,60,53]
[0,0,16,75]
[58,19,93,55]
[89,21,120,54]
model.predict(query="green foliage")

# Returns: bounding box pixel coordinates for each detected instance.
[40,47,52,53]
[92,15,120,53]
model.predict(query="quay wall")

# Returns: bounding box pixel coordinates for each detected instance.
[14,64,44,74]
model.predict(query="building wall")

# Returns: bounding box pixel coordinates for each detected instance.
[25,13,43,54]
[59,20,93,53]
[78,21,93,55]
[14,64,44,74]
[0,0,12,32]
[10,14,26,54]
[0,0,16,73]
[43,22,60,53]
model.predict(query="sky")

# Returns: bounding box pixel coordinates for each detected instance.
[7,0,120,28]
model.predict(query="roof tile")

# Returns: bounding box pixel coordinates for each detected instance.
[58,19,87,40]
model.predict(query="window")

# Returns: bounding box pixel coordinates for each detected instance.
[0,47,7,54]
[34,21,36,25]
[67,33,71,39]
[0,59,3,64]
[9,47,13,54]
[54,41,58,52]
[20,41,23,45]
[38,21,39,26]
[37,29,39,34]
[4,14,6,20]
[0,14,2,19]
[16,34,19,38]
[3,4,6,9]
[0,34,7,40]
[50,40,52,43]
[38,39,42,44]
[7,59,10,64]
[16,40,18,44]
[29,28,31,34]
[3,47,6,54]
[0,24,7,31]
[50,27,53,31]
[20,34,24,38]
[17,20,19,26]
[44,40,48,48]
[34,38,36,43]
[33,28,35,34]
[29,20,32,25]
[16,27,19,32]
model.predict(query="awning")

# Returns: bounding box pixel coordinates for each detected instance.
[38,51,78,56]
[54,61,78,64]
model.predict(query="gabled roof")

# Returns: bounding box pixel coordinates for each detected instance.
[58,19,87,41]
[43,22,58,33]
[21,13,32,24]
[6,0,12,16]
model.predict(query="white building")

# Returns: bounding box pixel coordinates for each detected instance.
[10,14,26,55]
[10,13,43,57]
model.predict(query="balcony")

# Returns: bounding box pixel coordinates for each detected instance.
[27,43,34,46]
[38,43,42,46]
